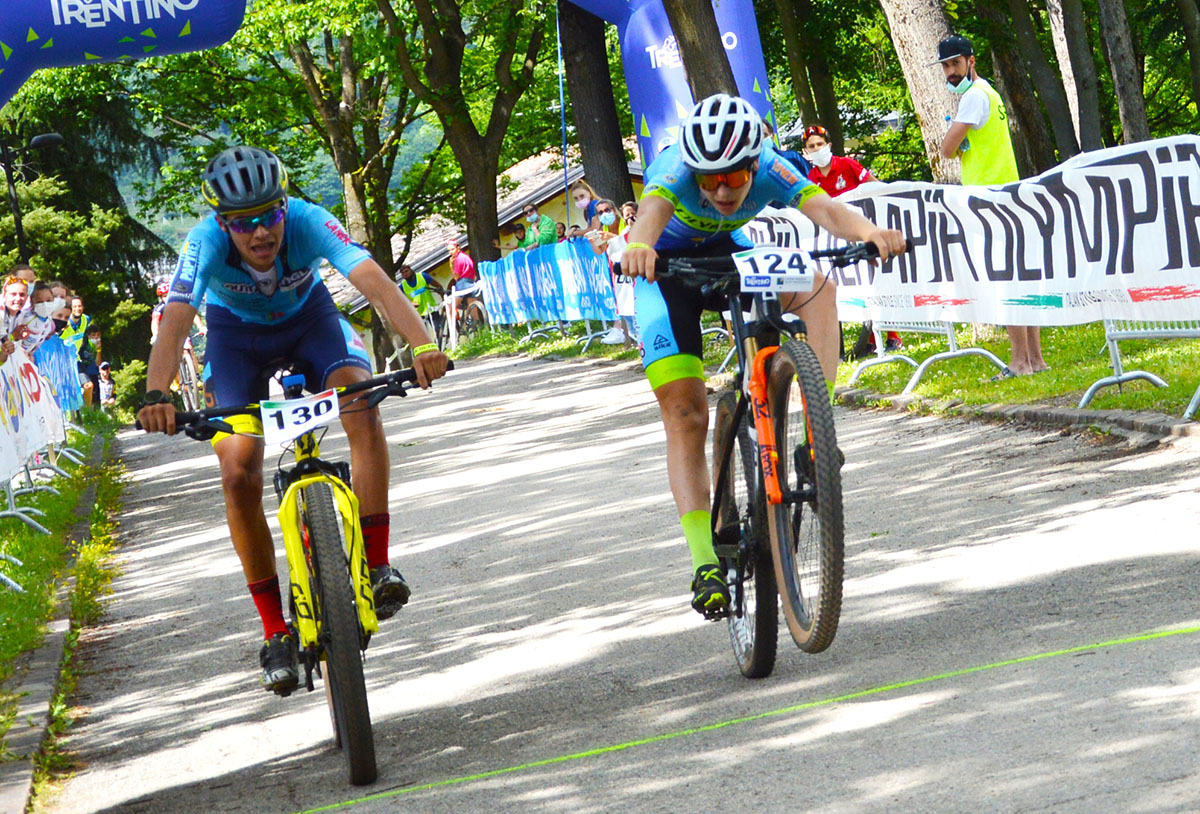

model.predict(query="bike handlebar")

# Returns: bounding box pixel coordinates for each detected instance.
[614,240,912,283]
[138,361,453,441]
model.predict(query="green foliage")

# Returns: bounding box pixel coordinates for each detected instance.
[112,358,148,415]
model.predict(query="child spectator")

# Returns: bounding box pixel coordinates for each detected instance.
[98,361,116,410]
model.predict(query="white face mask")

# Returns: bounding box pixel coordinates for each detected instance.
[50,296,67,312]
[34,301,56,319]
[808,145,833,167]
[574,198,589,210]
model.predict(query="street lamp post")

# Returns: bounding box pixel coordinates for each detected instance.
[0,132,64,264]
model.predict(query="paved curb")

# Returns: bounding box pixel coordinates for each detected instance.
[835,385,1200,441]
[0,434,105,814]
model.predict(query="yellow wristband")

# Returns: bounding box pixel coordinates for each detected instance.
[625,242,653,251]
[412,343,438,357]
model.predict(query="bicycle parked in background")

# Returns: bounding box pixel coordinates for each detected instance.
[651,241,889,678]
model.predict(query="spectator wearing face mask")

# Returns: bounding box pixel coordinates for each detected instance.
[520,202,557,247]
[569,180,601,231]
[21,281,63,354]
[803,124,877,197]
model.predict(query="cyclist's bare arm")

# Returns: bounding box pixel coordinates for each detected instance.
[799,194,907,259]
[139,302,197,434]
[347,259,448,389]
[621,195,676,283]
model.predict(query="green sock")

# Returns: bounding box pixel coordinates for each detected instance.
[827,379,836,406]
[681,509,718,570]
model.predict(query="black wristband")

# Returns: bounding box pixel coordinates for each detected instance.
[141,390,171,407]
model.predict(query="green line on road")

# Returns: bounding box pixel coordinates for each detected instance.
[298,624,1200,813]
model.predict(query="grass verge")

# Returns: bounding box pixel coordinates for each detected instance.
[835,322,1200,416]
[0,410,124,777]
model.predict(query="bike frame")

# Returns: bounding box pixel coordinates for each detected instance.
[276,429,378,650]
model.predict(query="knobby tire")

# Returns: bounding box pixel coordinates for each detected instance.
[305,483,377,785]
[766,340,844,653]
[714,393,778,678]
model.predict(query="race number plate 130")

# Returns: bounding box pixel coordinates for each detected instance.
[733,247,814,293]
[261,389,340,446]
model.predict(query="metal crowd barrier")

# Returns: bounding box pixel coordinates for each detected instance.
[847,321,1010,394]
[1078,319,1200,419]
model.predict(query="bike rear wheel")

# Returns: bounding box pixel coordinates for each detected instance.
[713,393,777,678]
[460,301,488,338]
[304,483,377,785]
[765,340,844,653]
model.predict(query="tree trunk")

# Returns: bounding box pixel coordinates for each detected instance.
[559,0,635,206]
[875,0,960,183]
[976,0,1055,176]
[791,0,843,154]
[659,0,738,98]
[774,0,818,128]
[1047,0,1104,151]
[1008,0,1079,160]
[1178,0,1200,109]
[1096,0,1150,142]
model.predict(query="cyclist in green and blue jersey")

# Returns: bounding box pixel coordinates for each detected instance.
[621,95,907,617]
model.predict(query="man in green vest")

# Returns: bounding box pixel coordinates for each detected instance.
[936,34,1046,377]
[60,295,98,405]
[399,263,446,343]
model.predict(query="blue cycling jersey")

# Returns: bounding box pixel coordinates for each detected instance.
[641,143,826,251]
[167,197,373,325]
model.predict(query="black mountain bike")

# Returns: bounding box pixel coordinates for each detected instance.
[652,242,888,677]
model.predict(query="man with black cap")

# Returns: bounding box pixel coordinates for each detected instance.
[935,34,1045,377]
[935,34,1019,187]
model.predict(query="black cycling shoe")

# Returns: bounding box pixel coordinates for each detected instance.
[691,564,731,620]
[370,565,411,620]
[259,630,299,696]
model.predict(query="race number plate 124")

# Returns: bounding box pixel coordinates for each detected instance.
[733,247,814,293]
[261,389,340,446]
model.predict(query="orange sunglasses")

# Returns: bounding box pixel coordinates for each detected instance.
[696,168,753,191]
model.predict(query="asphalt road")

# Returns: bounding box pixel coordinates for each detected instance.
[42,355,1200,814]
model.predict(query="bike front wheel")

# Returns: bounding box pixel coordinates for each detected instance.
[178,355,202,412]
[304,483,377,785]
[713,393,777,678]
[766,340,844,654]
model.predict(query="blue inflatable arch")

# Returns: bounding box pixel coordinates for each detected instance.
[0,0,246,110]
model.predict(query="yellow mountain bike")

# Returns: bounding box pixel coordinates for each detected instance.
[170,363,445,785]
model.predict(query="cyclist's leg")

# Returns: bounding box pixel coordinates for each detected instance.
[297,299,410,616]
[205,306,290,643]
[782,270,839,398]
[635,275,729,614]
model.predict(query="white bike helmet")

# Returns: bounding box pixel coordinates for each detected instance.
[679,94,764,173]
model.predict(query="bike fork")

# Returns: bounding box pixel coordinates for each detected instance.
[746,346,783,505]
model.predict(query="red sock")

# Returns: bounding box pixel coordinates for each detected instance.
[248,575,289,639]
[361,513,390,569]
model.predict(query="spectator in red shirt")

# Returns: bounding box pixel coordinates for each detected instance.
[803,125,877,197]
[803,125,900,353]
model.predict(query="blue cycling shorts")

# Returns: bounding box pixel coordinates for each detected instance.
[202,283,372,408]
[634,234,753,390]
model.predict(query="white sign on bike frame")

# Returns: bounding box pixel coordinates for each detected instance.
[261,389,340,446]
[733,248,815,293]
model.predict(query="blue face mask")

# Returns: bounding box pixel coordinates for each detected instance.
[947,75,973,94]
[599,211,616,226]
[525,213,538,223]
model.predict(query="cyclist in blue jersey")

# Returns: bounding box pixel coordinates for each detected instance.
[137,146,449,694]
[622,95,906,617]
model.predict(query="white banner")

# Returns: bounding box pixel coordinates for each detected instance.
[746,135,1200,326]
[0,347,67,479]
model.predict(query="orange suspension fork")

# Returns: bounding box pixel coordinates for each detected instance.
[747,346,783,505]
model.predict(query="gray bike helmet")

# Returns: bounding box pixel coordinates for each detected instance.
[200,146,289,214]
